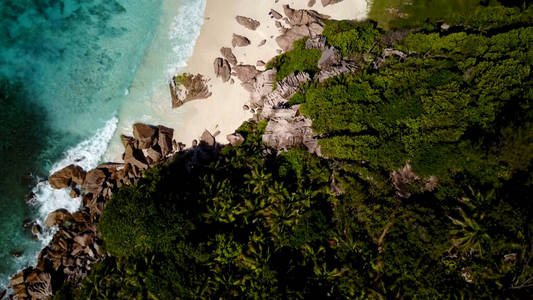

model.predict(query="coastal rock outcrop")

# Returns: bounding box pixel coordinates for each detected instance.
[45,209,73,227]
[275,5,329,52]
[236,16,260,30]
[133,123,157,149]
[157,125,174,157]
[283,4,329,26]
[262,105,320,155]
[9,122,186,299]
[82,169,107,196]
[232,34,251,47]
[214,57,232,82]
[10,268,52,300]
[169,73,212,108]
[49,165,86,189]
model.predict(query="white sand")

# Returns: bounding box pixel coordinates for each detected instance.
[172,0,369,146]
[106,0,368,161]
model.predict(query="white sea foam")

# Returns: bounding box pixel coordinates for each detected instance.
[167,0,206,77]
[31,116,118,247]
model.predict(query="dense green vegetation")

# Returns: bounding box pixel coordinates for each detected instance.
[55,3,532,299]
[368,0,531,30]
[321,20,381,56]
[266,38,322,81]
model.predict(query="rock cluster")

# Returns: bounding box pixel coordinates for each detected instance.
[243,68,319,154]
[276,5,329,51]
[169,73,212,108]
[214,57,232,82]
[262,105,321,155]
[9,123,179,300]
[391,163,439,198]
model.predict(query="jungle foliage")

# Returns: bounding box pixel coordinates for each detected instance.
[55,3,532,300]
[266,38,322,81]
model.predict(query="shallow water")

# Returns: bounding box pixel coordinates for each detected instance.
[0,0,205,290]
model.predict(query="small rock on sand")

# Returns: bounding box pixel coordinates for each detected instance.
[232,34,251,47]
[270,9,282,19]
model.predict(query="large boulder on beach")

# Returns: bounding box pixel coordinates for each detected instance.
[232,34,251,47]
[220,47,238,66]
[133,123,157,149]
[45,209,73,227]
[236,16,260,30]
[82,169,107,196]
[234,65,260,83]
[214,58,232,82]
[157,125,174,157]
[170,73,212,108]
[49,165,86,189]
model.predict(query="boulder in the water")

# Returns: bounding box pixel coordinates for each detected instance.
[45,209,73,227]
[49,165,86,189]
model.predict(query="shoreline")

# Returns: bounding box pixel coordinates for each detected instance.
[173,0,369,146]
[114,0,369,154]
[4,0,369,297]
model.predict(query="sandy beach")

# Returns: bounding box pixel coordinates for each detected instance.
[173,0,369,145]
[105,0,369,161]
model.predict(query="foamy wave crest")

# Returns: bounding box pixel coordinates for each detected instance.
[31,117,118,245]
[167,0,206,77]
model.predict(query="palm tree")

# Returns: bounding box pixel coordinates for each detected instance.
[449,208,491,257]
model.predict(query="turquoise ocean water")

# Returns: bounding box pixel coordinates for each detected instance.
[0,0,205,290]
